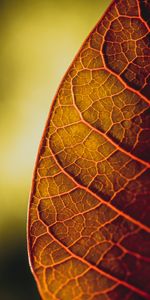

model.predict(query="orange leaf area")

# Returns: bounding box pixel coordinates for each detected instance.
[28,0,150,299]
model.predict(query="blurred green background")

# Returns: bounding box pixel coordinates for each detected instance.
[0,0,111,299]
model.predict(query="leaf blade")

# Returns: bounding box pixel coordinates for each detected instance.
[28,0,150,299]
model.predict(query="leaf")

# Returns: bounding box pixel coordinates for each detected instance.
[27,0,150,299]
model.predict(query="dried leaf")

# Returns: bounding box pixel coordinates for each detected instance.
[28,0,150,299]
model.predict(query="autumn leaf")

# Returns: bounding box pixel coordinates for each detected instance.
[27,0,150,299]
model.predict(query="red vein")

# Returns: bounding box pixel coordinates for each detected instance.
[97,5,150,106]
[48,144,150,233]
[31,216,150,299]
[71,85,150,168]
[136,0,150,33]
[102,58,150,105]
[46,222,150,299]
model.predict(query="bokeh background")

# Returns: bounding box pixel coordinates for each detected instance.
[0,0,111,299]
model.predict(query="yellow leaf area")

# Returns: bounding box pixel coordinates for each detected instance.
[28,0,150,299]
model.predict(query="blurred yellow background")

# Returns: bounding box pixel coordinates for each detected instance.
[0,0,111,299]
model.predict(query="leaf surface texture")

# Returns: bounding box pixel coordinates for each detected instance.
[28,0,150,299]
